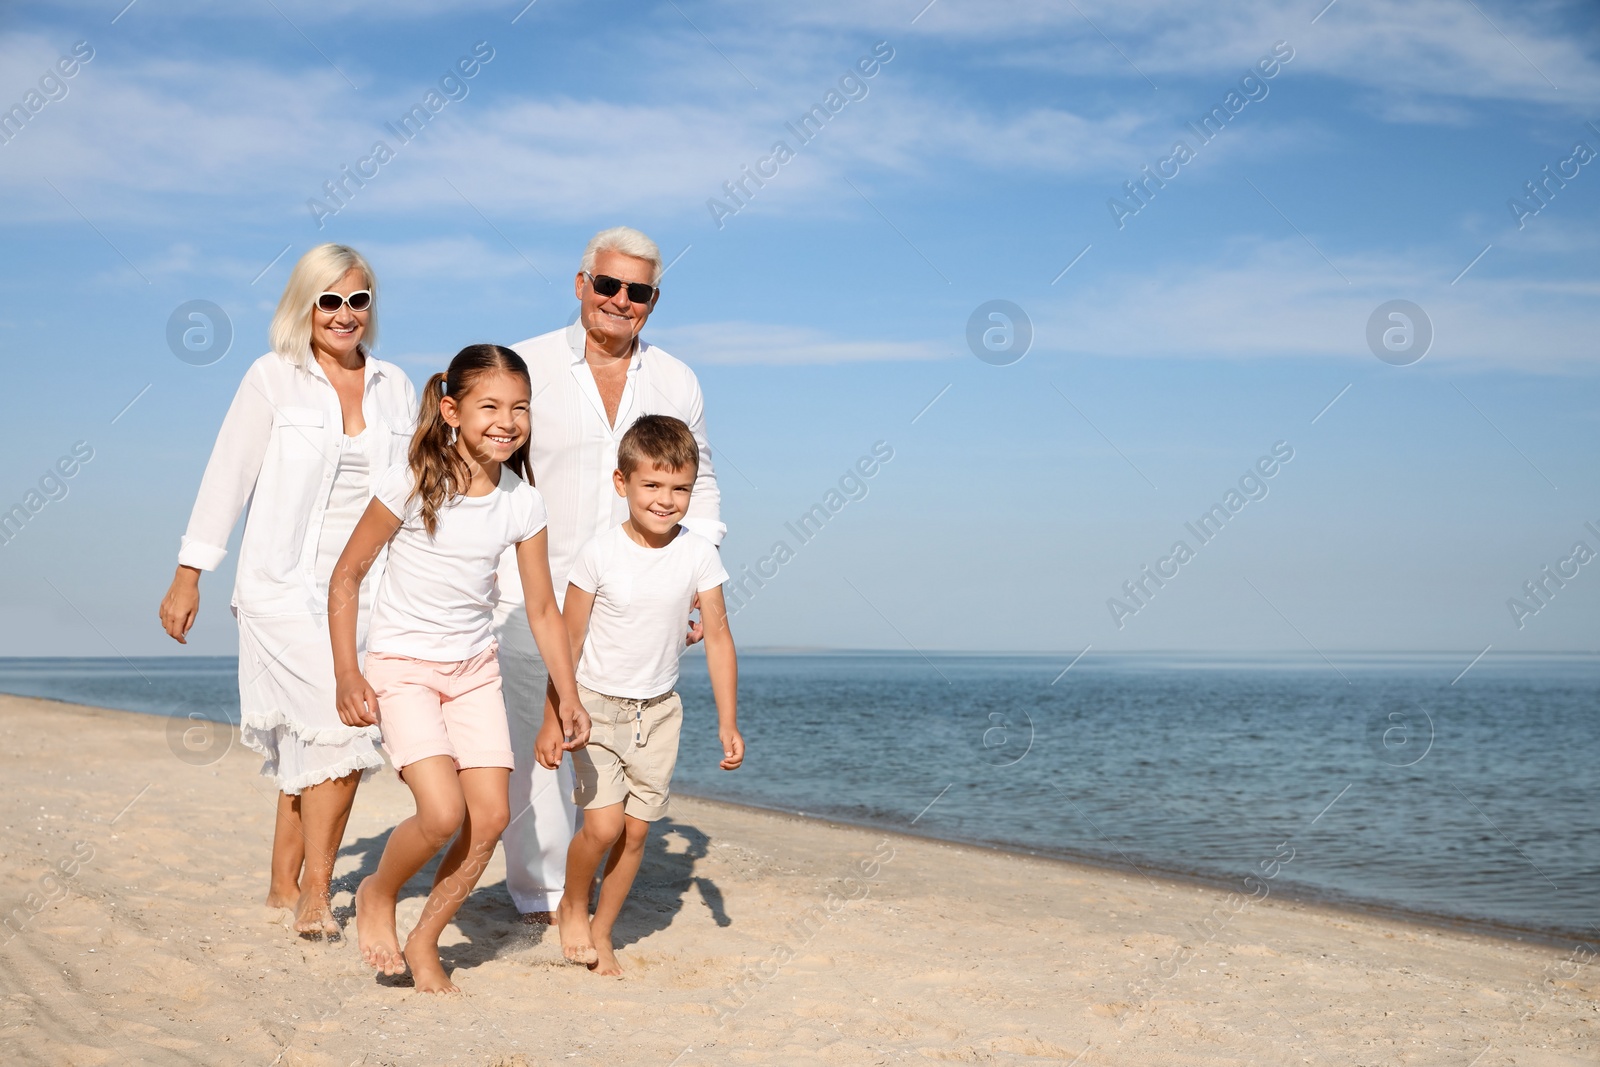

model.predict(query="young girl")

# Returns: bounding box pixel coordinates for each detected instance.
[328,344,589,993]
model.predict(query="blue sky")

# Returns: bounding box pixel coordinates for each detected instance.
[1,0,1597,659]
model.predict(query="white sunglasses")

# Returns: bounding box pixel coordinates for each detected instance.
[315,290,372,313]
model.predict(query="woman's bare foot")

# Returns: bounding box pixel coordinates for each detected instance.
[265,882,299,909]
[294,886,340,937]
[355,877,405,975]
[403,936,459,993]
[588,932,623,977]
[556,897,597,965]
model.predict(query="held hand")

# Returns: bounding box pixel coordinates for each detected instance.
[558,698,592,751]
[719,726,744,771]
[335,672,379,726]
[158,568,201,644]
[534,720,565,770]
[685,593,704,647]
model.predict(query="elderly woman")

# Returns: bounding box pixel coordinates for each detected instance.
[158,244,417,935]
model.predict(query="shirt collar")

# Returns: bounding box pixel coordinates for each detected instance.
[306,349,385,388]
[565,321,646,373]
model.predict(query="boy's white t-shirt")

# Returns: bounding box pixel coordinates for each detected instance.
[367,463,548,661]
[567,524,729,700]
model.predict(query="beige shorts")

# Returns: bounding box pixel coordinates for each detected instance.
[570,685,683,822]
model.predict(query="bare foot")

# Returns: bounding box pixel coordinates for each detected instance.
[520,910,555,925]
[355,877,405,975]
[588,931,622,977]
[294,886,340,938]
[403,937,459,993]
[556,897,597,965]
[265,884,298,909]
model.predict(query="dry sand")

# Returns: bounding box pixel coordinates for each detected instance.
[0,693,1592,1066]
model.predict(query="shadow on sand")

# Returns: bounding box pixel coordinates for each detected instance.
[324,813,728,982]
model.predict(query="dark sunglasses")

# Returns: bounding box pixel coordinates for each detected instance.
[315,289,372,313]
[584,272,656,303]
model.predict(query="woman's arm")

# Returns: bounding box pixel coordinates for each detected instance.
[697,586,743,770]
[159,364,275,642]
[329,498,401,726]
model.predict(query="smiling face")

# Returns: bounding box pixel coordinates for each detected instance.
[575,250,657,354]
[309,267,370,363]
[613,459,696,541]
[440,369,531,469]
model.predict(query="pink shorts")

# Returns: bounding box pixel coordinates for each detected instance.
[365,644,514,772]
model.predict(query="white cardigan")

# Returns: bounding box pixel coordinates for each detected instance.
[179,351,418,617]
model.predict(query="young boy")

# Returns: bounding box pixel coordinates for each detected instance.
[540,414,743,976]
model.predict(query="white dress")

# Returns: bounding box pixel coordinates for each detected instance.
[178,353,417,796]
[238,429,384,793]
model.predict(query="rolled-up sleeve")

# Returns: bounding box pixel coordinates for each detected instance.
[177,365,274,570]
[679,377,726,547]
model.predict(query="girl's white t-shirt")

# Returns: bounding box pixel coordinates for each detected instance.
[567,524,729,700]
[367,463,548,661]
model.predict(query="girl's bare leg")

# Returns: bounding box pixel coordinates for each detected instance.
[588,814,650,976]
[356,756,463,975]
[267,791,303,908]
[293,770,361,935]
[403,767,510,993]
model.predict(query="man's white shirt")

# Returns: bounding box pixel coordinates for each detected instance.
[495,324,725,604]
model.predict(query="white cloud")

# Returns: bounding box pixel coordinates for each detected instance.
[1037,237,1600,369]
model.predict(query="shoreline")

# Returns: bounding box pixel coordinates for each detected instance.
[674,790,1598,953]
[5,686,1590,952]
[0,691,1592,1064]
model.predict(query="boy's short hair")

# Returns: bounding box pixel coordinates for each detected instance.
[618,414,699,477]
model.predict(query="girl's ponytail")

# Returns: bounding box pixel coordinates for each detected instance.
[408,371,468,536]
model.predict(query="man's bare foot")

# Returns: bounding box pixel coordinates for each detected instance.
[294,886,340,937]
[403,937,459,993]
[265,884,298,909]
[556,897,597,965]
[588,932,622,977]
[519,910,555,925]
[355,877,405,975]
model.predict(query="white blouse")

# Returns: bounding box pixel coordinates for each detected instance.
[496,324,725,603]
[178,351,418,617]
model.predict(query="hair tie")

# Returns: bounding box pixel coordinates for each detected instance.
[439,377,449,396]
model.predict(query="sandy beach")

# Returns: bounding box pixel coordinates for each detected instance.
[0,693,1592,1066]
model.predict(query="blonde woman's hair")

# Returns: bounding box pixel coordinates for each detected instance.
[580,226,663,284]
[268,244,379,367]
[411,345,532,536]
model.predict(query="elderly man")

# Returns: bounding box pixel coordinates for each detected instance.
[491,226,725,921]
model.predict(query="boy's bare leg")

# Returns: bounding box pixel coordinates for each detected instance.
[588,813,650,976]
[557,803,623,966]
[357,756,463,976]
[403,767,510,993]
[294,771,360,935]
[267,791,303,909]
